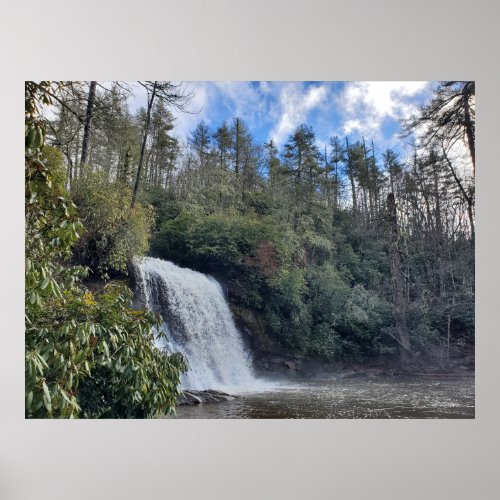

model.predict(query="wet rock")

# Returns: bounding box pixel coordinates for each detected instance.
[177,389,238,406]
[284,360,300,371]
[337,371,358,379]
[177,391,203,406]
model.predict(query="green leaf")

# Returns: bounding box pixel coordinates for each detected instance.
[33,128,44,148]
[43,397,52,413]
[101,340,110,357]
[42,381,51,403]
[27,390,33,409]
[26,127,36,147]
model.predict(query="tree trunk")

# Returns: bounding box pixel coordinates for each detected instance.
[80,81,97,166]
[362,138,372,221]
[463,82,475,174]
[371,140,379,216]
[387,193,412,364]
[334,158,339,212]
[441,145,475,244]
[131,82,157,208]
[121,146,131,184]
[66,157,74,190]
[345,137,357,212]
[234,118,240,176]
[431,160,445,297]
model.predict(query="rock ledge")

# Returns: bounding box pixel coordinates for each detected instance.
[177,389,238,406]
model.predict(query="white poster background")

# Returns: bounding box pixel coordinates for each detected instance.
[1,1,497,499]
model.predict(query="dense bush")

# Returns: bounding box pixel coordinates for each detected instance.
[72,171,154,275]
[151,211,282,270]
[141,186,181,229]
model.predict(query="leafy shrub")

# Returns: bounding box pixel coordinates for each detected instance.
[72,171,154,275]
[265,268,311,353]
[141,186,181,229]
[151,211,281,270]
[306,266,393,361]
[25,82,186,418]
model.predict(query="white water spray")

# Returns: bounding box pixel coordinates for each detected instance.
[133,257,258,391]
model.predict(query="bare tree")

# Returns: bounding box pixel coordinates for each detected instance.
[80,81,97,166]
[402,81,475,174]
[387,192,412,364]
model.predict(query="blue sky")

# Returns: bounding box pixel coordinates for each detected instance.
[129,81,435,155]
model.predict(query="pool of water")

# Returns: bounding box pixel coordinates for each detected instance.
[169,374,475,419]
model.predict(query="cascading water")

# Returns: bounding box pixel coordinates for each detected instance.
[133,256,258,391]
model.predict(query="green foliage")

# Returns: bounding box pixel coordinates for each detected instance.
[25,82,186,418]
[265,268,311,353]
[142,186,182,229]
[30,80,474,374]
[152,211,280,270]
[151,209,393,361]
[72,171,154,275]
[26,280,187,418]
[40,145,67,188]
[66,284,186,419]
[266,263,393,361]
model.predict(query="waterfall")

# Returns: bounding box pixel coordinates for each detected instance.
[133,256,257,391]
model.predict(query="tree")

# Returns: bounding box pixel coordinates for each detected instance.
[402,82,475,245]
[47,81,137,185]
[402,81,475,173]
[383,149,403,197]
[439,139,475,243]
[80,81,97,166]
[189,120,212,167]
[386,192,412,364]
[369,140,384,216]
[46,84,86,186]
[232,117,246,176]
[330,136,344,211]
[72,171,154,275]
[230,118,257,197]
[344,137,358,212]
[131,81,193,207]
[144,100,178,189]
[283,125,322,208]
[265,139,281,190]
[213,121,232,170]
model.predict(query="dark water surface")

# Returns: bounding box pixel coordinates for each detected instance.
[170,374,475,419]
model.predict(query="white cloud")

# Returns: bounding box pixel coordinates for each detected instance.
[269,83,328,146]
[172,81,275,142]
[212,81,267,125]
[127,82,148,114]
[338,81,430,139]
[170,82,210,142]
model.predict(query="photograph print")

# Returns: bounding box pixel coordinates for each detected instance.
[25,80,475,419]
